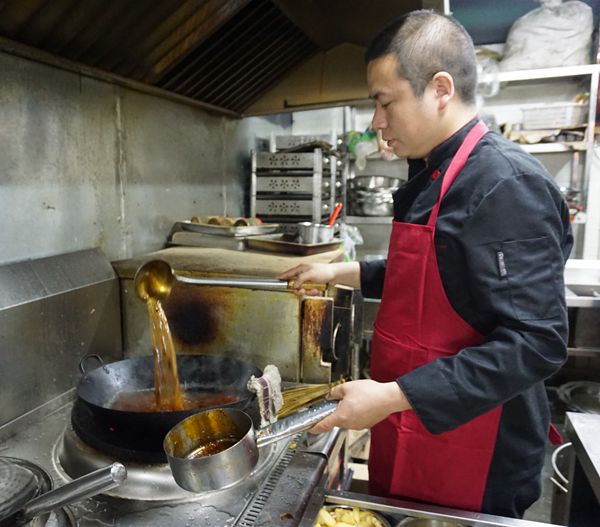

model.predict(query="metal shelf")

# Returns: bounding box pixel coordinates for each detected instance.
[519,141,588,154]
[487,64,600,83]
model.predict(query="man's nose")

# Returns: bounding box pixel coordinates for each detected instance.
[371,106,386,131]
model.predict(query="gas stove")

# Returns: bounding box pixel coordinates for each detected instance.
[0,391,346,526]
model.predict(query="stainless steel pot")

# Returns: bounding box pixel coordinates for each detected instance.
[350,189,394,216]
[351,175,400,190]
[163,400,337,492]
[297,222,335,244]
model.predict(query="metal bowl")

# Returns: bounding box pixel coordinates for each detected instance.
[557,381,600,414]
[349,189,394,216]
[351,175,401,190]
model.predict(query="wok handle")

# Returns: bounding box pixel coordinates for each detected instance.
[255,400,338,448]
[78,354,104,374]
[20,463,127,522]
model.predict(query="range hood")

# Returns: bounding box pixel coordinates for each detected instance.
[0,0,444,116]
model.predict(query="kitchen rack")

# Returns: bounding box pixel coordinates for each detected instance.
[481,63,600,259]
[250,148,347,223]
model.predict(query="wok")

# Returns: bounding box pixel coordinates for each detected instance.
[76,354,261,450]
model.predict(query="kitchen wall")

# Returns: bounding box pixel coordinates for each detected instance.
[0,51,291,266]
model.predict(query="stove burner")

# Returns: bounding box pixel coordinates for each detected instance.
[55,424,281,502]
[71,398,263,464]
[71,399,166,463]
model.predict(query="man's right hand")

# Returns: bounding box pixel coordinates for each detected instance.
[277,261,361,295]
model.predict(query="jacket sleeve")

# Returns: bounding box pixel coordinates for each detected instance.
[398,173,572,434]
[359,259,387,299]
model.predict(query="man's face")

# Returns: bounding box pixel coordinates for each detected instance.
[367,54,438,160]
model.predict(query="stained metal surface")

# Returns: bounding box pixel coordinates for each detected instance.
[301,297,334,383]
[122,278,304,380]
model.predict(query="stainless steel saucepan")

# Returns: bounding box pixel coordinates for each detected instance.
[163,400,337,492]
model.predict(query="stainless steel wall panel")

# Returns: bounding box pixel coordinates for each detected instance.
[0,249,122,427]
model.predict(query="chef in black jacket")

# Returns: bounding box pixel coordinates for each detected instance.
[278,10,572,519]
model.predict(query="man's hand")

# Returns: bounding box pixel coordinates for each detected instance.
[277,262,361,295]
[308,379,412,434]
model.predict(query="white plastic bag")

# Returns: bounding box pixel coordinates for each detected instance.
[499,0,593,71]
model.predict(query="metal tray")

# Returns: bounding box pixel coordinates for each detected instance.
[246,234,342,256]
[179,221,279,237]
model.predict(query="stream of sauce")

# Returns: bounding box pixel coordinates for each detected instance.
[113,296,239,413]
[147,297,185,411]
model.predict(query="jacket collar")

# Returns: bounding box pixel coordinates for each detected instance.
[407,117,479,178]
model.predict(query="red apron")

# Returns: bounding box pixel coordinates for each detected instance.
[369,120,502,512]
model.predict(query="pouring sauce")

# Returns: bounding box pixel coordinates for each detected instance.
[146,297,185,411]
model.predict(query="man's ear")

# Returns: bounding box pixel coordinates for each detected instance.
[431,72,455,110]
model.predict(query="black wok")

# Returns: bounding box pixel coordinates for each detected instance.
[76,354,261,451]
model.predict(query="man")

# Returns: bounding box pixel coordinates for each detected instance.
[278,10,572,519]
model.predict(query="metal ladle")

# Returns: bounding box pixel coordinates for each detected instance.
[134,259,291,302]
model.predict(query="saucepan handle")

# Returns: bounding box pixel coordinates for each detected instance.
[19,463,127,523]
[255,400,338,448]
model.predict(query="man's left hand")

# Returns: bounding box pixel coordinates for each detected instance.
[309,379,412,434]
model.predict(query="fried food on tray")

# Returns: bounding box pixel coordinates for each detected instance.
[314,506,386,527]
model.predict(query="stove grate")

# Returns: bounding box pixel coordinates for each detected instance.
[236,437,298,526]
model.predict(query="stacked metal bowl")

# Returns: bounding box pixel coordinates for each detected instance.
[349,175,400,216]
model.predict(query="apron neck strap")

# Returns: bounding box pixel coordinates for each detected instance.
[427,120,489,228]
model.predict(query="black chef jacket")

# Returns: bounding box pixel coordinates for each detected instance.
[360,118,573,492]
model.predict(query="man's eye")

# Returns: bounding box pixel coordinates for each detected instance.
[381,101,391,108]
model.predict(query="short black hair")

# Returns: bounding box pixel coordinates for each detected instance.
[366,10,477,105]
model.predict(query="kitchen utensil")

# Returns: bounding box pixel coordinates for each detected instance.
[163,400,337,492]
[76,354,261,457]
[0,460,126,527]
[297,222,335,244]
[279,381,343,418]
[134,259,289,302]
[326,203,343,226]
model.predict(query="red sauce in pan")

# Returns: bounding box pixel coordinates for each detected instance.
[111,390,239,412]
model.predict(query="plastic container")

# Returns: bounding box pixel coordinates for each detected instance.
[521,102,587,130]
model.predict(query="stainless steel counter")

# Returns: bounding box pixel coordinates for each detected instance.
[300,489,558,527]
[565,286,600,309]
[551,412,600,526]
[566,412,600,502]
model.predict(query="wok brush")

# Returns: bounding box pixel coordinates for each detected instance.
[279,380,344,418]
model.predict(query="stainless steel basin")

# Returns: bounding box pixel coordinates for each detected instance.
[565,285,600,308]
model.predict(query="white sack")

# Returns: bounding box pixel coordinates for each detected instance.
[499,0,593,71]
